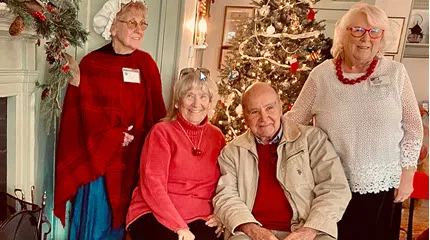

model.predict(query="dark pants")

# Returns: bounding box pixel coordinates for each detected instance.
[338,189,402,240]
[128,213,219,240]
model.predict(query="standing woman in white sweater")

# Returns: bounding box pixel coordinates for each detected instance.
[284,3,422,240]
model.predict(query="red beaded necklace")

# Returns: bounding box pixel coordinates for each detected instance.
[335,58,378,85]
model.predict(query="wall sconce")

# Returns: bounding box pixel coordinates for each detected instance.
[197,18,207,46]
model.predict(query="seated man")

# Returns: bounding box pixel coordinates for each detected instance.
[213,83,351,240]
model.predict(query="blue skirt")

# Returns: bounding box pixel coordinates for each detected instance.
[69,176,124,240]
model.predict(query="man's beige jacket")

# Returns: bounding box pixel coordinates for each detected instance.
[213,120,351,239]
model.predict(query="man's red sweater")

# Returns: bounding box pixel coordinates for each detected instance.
[54,44,166,228]
[252,142,294,231]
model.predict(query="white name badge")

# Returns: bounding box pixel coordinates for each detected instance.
[122,68,141,83]
[369,75,390,86]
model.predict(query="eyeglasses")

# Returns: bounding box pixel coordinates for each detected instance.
[347,26,384,39]
[180,68,210,81]
[116,19,149,31]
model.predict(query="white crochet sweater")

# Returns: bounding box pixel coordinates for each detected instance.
[285,57,423,194]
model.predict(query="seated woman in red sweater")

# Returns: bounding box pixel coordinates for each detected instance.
[126,68,226,240]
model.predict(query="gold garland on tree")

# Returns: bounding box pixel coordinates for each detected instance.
[3,0,88,130]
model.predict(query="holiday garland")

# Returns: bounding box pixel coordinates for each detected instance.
[3,0,88,130]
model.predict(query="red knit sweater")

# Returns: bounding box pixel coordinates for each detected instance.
[252,142,293,231]
[54,44,166,228]
[126,113,226,231]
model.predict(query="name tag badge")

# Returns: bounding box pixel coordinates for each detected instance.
[122,68,141,83]
[369,75,390,86]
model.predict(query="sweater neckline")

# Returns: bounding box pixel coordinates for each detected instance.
[176,112,208,137]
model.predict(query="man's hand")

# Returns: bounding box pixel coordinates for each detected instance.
[283,227,318,240]
[238,223,278,240]
[177,229,195,240]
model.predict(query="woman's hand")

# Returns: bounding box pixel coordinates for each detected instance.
[177,229,195,240]
[122,125,134,147]
[394,169,415,202]
[206,214,224,238]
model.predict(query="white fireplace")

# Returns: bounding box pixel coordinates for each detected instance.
[0,11,38,197]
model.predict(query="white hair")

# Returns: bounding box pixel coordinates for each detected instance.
[331,3,390,58]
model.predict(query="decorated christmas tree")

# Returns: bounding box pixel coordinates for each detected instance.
[210,0,332,141]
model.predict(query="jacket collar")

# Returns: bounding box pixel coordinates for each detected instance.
[232,117,302,151]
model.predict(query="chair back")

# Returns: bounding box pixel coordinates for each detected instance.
[411,172,429,200]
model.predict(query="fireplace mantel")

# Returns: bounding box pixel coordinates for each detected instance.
[0,11,39,197]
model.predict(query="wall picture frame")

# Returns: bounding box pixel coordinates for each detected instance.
[385,17,405,54]
[221,6,255,46]
[219,47,234,69]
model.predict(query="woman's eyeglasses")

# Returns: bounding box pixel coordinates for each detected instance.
[347,27,384,39]
[117,19,149,31]
[180,68,210,81]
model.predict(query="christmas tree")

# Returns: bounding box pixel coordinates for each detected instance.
[211,0,332,142]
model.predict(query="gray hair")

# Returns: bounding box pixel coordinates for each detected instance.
[331,3,390,58]
[116,1,148,19]
[163,69,219,122]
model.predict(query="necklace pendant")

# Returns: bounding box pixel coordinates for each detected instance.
[192,147,202,156]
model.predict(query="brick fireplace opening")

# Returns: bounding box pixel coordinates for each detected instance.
[0,97,6,193]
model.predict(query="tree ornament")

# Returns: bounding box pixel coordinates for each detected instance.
[9,16,26,36]
[309,51,320,61]
[235,105,243,115]
[307,8,315,21]
[41,88,51,100]
[259,5,270,17]
[287,104,293,111]
[229,70,240,80]
[266,24,275,34]
[289,58,298,73]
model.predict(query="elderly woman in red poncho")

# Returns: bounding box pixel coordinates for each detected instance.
[53,0,166,239]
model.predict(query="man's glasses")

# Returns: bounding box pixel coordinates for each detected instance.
[117,19,148,31]
[180,68,210,81]
[347,26,384,39]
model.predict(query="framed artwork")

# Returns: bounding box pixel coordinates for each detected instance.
[384,55,395,60]
[219,47,233,69]
[222,6,255,46]
[385,17,405,54]
[407,9,429,44]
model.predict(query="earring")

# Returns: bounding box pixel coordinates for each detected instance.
[174,103,178,109]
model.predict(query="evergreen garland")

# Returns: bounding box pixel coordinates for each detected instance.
[4,0,88,130]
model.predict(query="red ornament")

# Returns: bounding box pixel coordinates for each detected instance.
[290,58,299,73]
[335,58,378,85]
[307,9,315,21]
[31,11,46,21]
[64,42,69,47]
[61,65,70,72]
[287,104,293,111]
